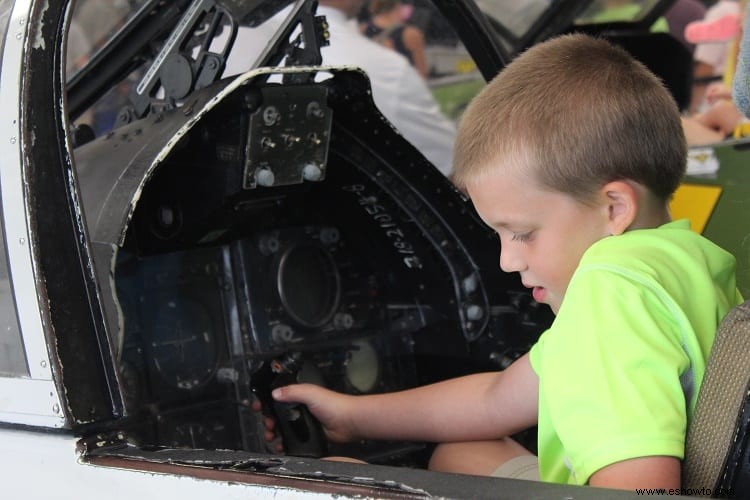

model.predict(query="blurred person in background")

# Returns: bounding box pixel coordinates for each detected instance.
[681,0,748,145]
[66,19,92,80]
[224,0,456,176]
[360,0,429,77]
[665,0,707,55]
[691,0,741,113]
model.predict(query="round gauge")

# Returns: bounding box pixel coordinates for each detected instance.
[346,340,380,393]
[150,297,219,390]
[277,243,341,328]
[297,361,326,387]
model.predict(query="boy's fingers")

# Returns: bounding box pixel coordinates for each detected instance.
[272,383,312,403]
[263,415,276,430]
[271,385,291,401]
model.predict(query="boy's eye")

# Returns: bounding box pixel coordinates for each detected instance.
[511,232,532,242]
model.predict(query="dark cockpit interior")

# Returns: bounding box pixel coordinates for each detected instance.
[71,0,553,468]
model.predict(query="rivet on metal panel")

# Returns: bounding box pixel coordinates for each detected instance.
[52,404,60,414]
[10,136,16,144]
[40,360,47,368]
[19,237,25,245]
[465,304,483,321]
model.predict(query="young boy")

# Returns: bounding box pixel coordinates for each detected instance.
[271,33,742,490]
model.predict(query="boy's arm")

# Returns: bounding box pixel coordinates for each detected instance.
[272,353,539,444]
[588,456,680,491]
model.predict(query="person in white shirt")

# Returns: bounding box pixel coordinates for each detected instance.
[223,0,456,177]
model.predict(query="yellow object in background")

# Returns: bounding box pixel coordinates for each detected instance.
[733,121,750,139]
[455,59,476,74]
[670,184,723,233]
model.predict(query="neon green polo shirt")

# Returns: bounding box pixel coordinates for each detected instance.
[529,219,742,485]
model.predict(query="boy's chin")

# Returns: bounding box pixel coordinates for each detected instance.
[534,287,559,313]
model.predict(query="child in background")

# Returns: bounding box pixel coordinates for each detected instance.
[360,0,428,77]
[681,1,750,144]
[690,0,742,110]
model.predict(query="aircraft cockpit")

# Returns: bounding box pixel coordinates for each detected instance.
[71,0,552,464]
[10,1,741,497]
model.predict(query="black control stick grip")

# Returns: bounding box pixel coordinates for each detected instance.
[271,397,328,457]
[255,355,328,458]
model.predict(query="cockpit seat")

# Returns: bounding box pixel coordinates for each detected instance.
[683,300,750,497]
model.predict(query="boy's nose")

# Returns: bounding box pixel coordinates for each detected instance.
[499,245,525,273]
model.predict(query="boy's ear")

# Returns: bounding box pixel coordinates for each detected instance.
[600,180,638,235]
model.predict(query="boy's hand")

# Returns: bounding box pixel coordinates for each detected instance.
[272,383,358,443]
[251,398,284,453]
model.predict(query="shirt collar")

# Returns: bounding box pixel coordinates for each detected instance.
[663,219,691,230]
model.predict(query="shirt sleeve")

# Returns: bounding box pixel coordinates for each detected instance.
[538,265,691,484]
[390,65,456,176]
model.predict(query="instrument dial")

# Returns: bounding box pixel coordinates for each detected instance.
[150,297,219,390]
[277,243,341,328]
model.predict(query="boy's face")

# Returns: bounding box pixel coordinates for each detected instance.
[467,168,612,314]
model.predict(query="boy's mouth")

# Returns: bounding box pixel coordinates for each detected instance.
[532,286,546,303]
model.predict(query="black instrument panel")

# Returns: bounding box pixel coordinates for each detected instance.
[87,73,553,464]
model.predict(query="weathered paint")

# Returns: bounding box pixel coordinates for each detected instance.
[1,427,341,499]
[0,0,63,427]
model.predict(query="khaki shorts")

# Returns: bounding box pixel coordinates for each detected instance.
[491,455,540,481]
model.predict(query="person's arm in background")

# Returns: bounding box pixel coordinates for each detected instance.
[691,60,718,113]
[402,25,428,78]
[386,61,456,177]
[682,97,743,146]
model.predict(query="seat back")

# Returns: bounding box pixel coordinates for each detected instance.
[683,300,750,497]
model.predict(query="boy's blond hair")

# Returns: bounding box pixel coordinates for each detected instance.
[453,34,687,203]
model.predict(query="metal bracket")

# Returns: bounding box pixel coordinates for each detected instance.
[129,0,237,119]
[251,0,330,84]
